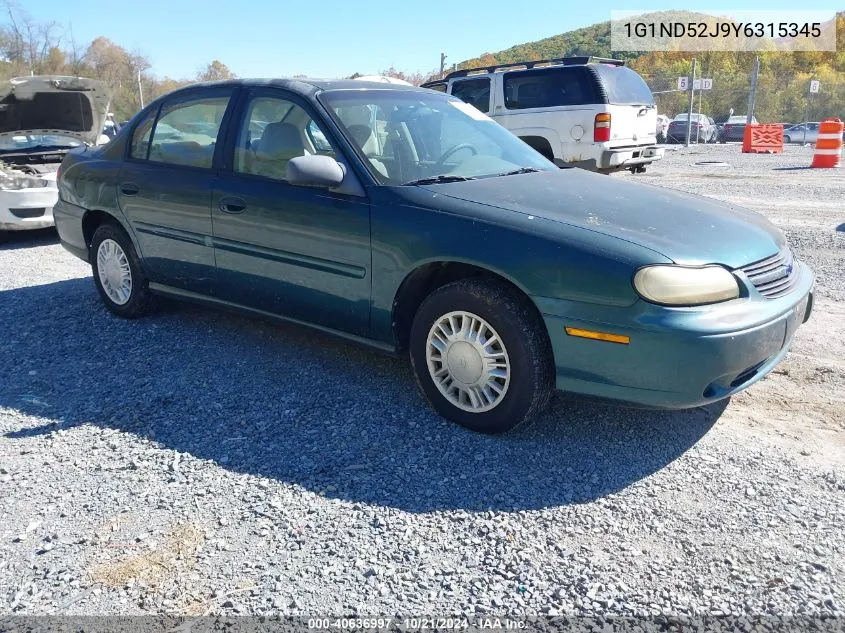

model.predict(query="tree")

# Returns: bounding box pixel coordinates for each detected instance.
[42,46,64,74]
[197,60,235,82]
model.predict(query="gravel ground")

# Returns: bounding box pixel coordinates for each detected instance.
[0,143,843,619]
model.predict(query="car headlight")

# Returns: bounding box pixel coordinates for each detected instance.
[633,265,739,306]
[0,173,48,190]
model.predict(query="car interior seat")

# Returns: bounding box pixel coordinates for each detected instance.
[251,121,309,180]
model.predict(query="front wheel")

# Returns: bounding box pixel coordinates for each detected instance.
[90,221,157,318]
[409,279,554,433]
[783,135,791,144]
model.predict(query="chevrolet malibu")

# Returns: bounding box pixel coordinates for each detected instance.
[53,79,814,434]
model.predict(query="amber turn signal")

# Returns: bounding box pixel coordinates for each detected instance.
[565,327,630,345]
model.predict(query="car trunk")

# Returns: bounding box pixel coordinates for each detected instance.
[607,103,657,147]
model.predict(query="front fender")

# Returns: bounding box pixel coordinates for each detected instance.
[368,186,670,344]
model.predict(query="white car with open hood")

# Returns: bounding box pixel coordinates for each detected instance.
[0,76,110,234]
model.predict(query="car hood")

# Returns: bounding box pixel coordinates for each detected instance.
[420,169,784,268]
[0,76,110,146]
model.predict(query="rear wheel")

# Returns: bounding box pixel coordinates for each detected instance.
[90,222,156,318]
[409,279,554,433]
[784,135,791,144]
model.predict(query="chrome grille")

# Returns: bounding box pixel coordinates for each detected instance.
[739,248,799,299]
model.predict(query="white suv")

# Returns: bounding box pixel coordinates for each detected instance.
[423,57,663,174]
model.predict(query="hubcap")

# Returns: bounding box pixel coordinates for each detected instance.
[426,311,510,413]
[96,239,132,305]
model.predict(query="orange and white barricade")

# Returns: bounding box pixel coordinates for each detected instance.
[810,117,843,168]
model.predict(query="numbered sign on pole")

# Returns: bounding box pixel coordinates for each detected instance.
[677,76,689,91]
[810,80,820,94]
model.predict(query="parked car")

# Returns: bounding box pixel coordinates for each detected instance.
[718,115,758,143]
[656,114,671,143]
[423,56,663,174]
[783,122,820,144]
[0,75,109,235]
[54,79,814,433]
[666,113,717,143]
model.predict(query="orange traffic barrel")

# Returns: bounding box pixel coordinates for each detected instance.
[810,117,843,168]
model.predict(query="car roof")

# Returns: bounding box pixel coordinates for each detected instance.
[163,78,428,100]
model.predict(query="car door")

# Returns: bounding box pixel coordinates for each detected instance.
[118,88,236,295]
[210,88,372,336]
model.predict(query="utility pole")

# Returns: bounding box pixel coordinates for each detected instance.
[137,69,145,109]
[746,56,759,124]
[685,58,697,147]
[440,53,447,79]
[697,81,703,122]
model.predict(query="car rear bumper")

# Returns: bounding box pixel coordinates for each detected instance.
[598,146,664,170]
[0,188,57,231]
[53,198,90,261]
[536,260,814,409]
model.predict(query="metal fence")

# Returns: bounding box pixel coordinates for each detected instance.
[640,56,845,144]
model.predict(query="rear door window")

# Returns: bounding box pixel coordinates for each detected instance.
[592,65,654,105]
[503,67,600,110]
[148,95,231,169]
[450,78,491,113]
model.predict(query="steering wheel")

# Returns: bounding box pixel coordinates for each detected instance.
[436,143,478,166]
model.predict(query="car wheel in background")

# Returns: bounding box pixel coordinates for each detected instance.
[409,278,554,434]
[784,135,791,144]
[90,221,157,318]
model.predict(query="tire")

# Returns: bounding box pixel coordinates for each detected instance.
[409,278,554,434]
[784,135,791,144]
[90,221,156,318]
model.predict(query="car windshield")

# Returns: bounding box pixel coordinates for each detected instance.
[319,90,556,185]
[0,133,82,153]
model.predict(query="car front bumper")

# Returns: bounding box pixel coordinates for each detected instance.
[0,187,58,231]
[535,260,814,409]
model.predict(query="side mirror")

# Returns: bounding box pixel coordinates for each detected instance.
[287,154,344,188]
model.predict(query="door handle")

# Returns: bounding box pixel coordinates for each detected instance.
[219,197,247,214]
[120,182,140,196]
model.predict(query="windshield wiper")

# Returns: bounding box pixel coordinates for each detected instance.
[494,167,542,177]
[402,174,474,186]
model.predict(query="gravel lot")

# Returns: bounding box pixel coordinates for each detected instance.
[1,144,843,619]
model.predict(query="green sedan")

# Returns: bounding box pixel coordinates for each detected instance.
[53,79,814,434]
